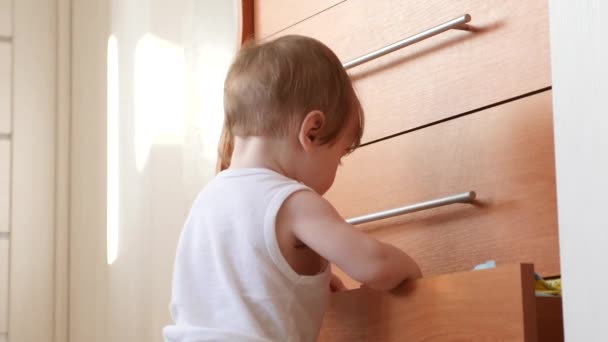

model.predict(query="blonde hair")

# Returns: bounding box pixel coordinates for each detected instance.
[218,35,364,170]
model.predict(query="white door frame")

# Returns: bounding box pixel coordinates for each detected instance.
[9,0,70,341]
[10,0,58,341]
[549,1,608,341]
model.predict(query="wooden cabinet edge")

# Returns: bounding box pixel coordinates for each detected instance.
[320,264,563,341]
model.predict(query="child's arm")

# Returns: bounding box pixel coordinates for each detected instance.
[279,190,422,290]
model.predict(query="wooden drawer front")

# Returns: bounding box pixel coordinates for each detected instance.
[319,264,539,341]
[0,43,10,134]
[326,91,559,279]
[254,0,343,39]
[537,296,564,342]
[272,0,551,143]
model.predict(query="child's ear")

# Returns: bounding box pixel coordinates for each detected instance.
[298,110,326,151]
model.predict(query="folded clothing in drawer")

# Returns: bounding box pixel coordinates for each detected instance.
[474,260,562,297]
[535,274,561,297]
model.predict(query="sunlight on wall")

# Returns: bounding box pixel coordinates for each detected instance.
[107,35,119,265]
[134,34,186,172]
[196,45,234,162]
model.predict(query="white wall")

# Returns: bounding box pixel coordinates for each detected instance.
[549,1,608,341]
[2,1,70,341]
[70,0,110,339]
[71,0,239,341]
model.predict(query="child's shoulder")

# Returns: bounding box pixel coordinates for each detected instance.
[198,167,310,204]
[212,167,305,190]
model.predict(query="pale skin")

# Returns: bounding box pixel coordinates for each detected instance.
[229,111,422,291]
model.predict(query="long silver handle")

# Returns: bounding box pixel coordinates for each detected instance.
[346,191,476,225]
[343,14,472,70]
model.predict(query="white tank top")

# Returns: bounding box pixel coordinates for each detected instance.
[164,168,331,342]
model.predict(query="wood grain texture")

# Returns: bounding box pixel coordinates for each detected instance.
[319,264,537,341]
[241,0,254,43]
[536,297,564,342]
[326,91,559,286]
[254,0,344,39]
[271,0,551,143]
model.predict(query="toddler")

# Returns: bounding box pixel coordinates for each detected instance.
[163,35,421,342]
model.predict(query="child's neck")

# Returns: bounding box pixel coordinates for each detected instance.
[230,136,300,180]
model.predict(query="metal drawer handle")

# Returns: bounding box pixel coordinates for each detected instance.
[343,14,472,70]
[346,191,476,225]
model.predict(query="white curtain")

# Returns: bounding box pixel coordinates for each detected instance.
[105,1,240,340]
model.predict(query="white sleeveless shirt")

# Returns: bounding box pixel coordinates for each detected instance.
[164,168,331,342]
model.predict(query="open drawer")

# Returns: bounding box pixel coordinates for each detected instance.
[318,264,563,341]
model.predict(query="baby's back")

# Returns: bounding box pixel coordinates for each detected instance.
[163,168,330,342]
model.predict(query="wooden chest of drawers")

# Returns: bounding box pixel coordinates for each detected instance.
[263,0,551,143]
[319,264,562,342]
[327,91,558,285]
[254,0,561,340]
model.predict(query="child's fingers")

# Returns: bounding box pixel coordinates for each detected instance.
[330,273,347,292]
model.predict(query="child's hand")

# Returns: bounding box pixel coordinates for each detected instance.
[329,273,347,292]
[284,190,421,291]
